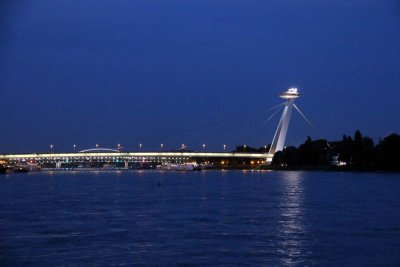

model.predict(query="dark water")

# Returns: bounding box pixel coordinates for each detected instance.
[1,170,400,266]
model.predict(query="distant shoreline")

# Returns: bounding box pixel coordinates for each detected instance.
[261,165,400,173]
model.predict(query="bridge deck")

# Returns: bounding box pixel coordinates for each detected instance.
[0,152,272,160]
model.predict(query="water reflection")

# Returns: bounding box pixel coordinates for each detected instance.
[277,171,310,266]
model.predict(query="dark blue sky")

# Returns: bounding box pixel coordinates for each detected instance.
[1,0,399,153]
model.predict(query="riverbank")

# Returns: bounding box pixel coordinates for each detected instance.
[261,164,400,173]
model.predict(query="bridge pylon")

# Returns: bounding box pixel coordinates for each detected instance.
[267,88,300,162]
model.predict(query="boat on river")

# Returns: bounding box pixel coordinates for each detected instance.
[14,162,41,172]
[0,164,13,174]
[158,163,201,171]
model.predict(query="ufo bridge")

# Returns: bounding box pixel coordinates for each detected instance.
[0,88,301,169]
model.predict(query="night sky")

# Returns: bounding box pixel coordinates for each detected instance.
[1,0,399,153]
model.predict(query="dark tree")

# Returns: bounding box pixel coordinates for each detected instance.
[271,146,297,166]
[362,136,375,168]
[352,130,364,167]
[297,136,319,165]
[268,130,400,171]
[375,134,400,171]
[338,135,353,164]
[271,137,330,167]
[272,151,285,166]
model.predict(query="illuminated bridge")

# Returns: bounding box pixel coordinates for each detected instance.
[0,88,301,169]
[0,151,273,169]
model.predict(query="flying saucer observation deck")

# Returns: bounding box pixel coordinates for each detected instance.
[279,88,300,99]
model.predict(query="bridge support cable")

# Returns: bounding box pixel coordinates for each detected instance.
[194,102,288,144]
[141,102,287,146]
[141,116,242,144]
[293,103,324,140]
[267,102,287,113]
[262,103,285,125]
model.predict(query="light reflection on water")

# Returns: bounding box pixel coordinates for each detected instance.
[0,170,400,266]
[277,171,309,266]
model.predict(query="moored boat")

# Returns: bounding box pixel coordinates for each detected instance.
[0,164,14,174]
[158,163,201,171]
[14,162,41,172]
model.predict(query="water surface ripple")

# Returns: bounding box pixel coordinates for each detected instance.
[1,170,399,266]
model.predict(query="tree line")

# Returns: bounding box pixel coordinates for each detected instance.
[271,130,400,171]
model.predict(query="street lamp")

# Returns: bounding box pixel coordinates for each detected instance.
[117,144,121,150]
[73,144,76,152]
[139,143,142,150]
[202,144,206,150]
[50,144,53,153]
[96,144,99,148]
[160,144,164,150]
[244,144,247,151]
[264,145,267,152]
[223,144,226,151]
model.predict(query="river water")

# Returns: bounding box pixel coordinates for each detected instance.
[0,170,399,266]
